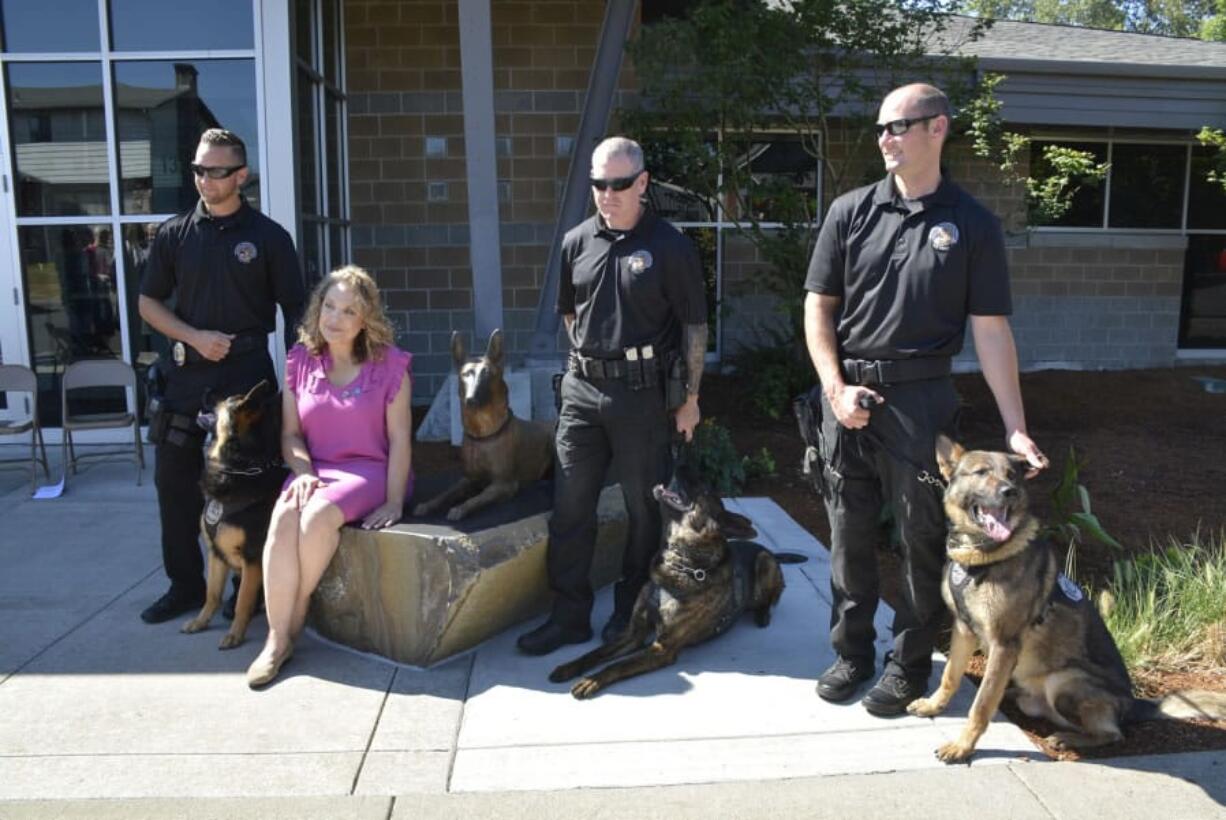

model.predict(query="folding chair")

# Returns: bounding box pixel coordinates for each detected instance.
[61,359,144,485]
[0,364,51,492]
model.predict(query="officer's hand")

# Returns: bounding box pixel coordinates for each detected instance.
[282,473,322,510]
[832,386,881,430]
[674,395,701,442]
[1007,431,1049,479]
[191,330,235,362]
[361,501,403,531]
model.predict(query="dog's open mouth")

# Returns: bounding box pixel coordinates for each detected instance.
[973,503,1014,542]
[652,484,691,512]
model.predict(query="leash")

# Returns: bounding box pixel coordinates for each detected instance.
[853,422,947,491]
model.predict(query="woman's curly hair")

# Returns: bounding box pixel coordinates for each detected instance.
[297,265,394,362]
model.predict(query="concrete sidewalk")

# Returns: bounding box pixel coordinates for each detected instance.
[1,447,1223,818]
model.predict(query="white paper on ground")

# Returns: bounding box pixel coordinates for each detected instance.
[31,475,65,499]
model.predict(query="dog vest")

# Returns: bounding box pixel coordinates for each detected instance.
[948,559,1087,630]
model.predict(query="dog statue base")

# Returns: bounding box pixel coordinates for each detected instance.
[307,478,627,667]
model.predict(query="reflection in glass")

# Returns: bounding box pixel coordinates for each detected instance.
[295,0,313,64]
[740,139,818,224]
[645,138,719,223]
[325,90,341,215]
[20,224,123,425]
[328,223,346,274]
[297,68,318,215]
[6,62,110,217]
[113,60,260,214]
[323,0,339,82]
[1029,141,1107,228]
[1,0,99,52]
[121,223,166,421]
[300,219,322,288]
[109,0,253,51]
[1188,147,1226,231]
[1108,143,1184,229]
[1180,235,1226,348]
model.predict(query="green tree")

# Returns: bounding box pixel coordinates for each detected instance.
[961,0,1222,38]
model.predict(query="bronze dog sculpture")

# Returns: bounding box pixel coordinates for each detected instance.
[907,435,1226,762]
[412,328,553,521]
[549,469,800,699]
[182,380,286,649]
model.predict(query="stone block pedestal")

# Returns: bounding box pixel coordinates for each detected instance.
[308,479,626,667]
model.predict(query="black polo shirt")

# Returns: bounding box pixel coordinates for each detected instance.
[804,174,1011,361]
[140,198,305,349]
[557,211,707,358]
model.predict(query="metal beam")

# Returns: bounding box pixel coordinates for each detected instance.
[458,0,503,342]
[527,0,637,360]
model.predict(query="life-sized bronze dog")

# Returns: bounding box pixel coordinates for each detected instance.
[549,472,800,699]
[181,381,287,649]
[908,435,1226,762]
[412,328,553,521]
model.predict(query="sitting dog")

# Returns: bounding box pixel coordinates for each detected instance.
[412,328,553,521]
[908,435,1226,762]
[549,471,801,699]
[181,380,287,649]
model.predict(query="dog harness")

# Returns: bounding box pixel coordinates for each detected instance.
[947,558,1087,631]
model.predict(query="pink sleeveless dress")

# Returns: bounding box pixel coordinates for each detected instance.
[284,343,414,522]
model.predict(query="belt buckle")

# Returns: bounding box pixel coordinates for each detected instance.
[867,360,884,385]
[172,341,186,367]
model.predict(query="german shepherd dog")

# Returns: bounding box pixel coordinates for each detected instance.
[549,469,800,699]
[412,328,553,521]
[907,435,1226,762]
[181,380,287,649]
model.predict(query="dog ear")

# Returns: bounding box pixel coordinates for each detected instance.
[717,509,758,540]
[486,328,504,369]
[935,434,964,482]
[242,379,270,404]
[451,331,466,371]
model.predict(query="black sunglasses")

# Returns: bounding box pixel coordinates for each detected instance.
[191,163,246,180]
[874,114,939,138]
[590,171,643,192]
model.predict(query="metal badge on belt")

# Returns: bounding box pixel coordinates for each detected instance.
[172,341,187,366]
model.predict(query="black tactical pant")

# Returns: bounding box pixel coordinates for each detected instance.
[818,376,958,678]
[546,370,672,631]
[154,351,275,597]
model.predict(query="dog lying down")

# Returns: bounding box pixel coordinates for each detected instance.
[549,472,806,699]
[907,435,1226,763]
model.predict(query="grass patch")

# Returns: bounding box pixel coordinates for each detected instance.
[1098,529,1226,673]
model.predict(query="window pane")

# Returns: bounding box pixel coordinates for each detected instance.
[1180,235,1226,348]
[6,62,109,217]
[20,224,122,426]
[121,222,169,421]
[645,138,719,223]
[1,0,99,52]
[297,70,318,215]
[113,59,259,214]
[324,90,341,217]
[300,219,323,287]
[680,226,719,345]
[328,223,346,272]
[323,0,339,83]
[1188,146,1226,231]
[295,0,313,65]
[1108,143,1185,229]
[1029,140,1106,228]
[109,0,253,51]
[738,137,818,224]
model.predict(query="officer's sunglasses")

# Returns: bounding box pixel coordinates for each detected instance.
[590,171,643,192]
[874,114,938,138]
[191,163,246,180]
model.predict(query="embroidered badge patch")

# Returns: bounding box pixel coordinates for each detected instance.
[234,241,258,264]
[949,563,967,586]
[627,249,654,274]
[204,499,223,526]
[1056,573,1084,603]
[929,222,959,251]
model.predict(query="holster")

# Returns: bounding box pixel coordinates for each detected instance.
[792,384,827,496]
[665,352,686,411]
[551,371,564,413]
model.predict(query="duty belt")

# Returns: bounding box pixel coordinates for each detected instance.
[568,351,661,381]
[841,357,951,386]
[173,332,268,367]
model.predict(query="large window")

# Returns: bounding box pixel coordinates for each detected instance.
[0,0,261,425]
[293,0,348,288]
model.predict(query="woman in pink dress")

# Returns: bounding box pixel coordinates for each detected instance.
[247,265,413,688]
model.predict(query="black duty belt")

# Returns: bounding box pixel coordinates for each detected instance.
[841,357,951,386]
[569,351,662,381]
[173,332,269,367]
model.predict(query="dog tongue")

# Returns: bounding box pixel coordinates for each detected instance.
[979,507,1013,542]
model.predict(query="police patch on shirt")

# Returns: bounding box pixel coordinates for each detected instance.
[204,499,223,527]
[949,562,967,586]
[1056,573,1084,603]
[627,249,654,274]
[929,222,959,251]
[234,241,258,264]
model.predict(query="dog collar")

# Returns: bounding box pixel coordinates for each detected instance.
[214,456,283,477]
[945,517,1039,567]
[464,409,513,441]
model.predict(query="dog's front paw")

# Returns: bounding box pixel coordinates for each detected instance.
[181,617,208,634]
[411,502,432,517]
[934,740,975,764]
[218,632,244,650]
[445,506,467,522]
[907,697,945,718]
[571,678,601,699]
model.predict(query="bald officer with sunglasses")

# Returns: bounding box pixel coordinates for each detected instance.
[518,136,708,656]
[803,84,1048,715]
[137,128,304,625]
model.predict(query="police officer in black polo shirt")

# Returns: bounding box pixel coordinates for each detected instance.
[137,128,305,625]
[517,136,708,656]
[804,84,1049,714]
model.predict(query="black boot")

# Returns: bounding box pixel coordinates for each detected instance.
[516,619,592,656]
[816,656,875,702]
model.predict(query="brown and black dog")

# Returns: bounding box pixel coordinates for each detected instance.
[549,470,800,699]
[412,328,553,521]
[181,380,287,649]
[907,434,1226,762]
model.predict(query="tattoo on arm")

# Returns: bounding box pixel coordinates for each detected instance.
[682,323,707,396]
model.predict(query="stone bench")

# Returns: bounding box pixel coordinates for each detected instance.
[308,475,627,667]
